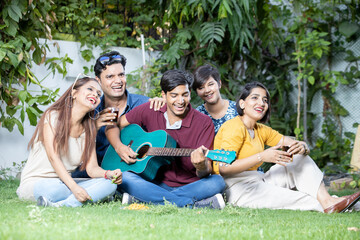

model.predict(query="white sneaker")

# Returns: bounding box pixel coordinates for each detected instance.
[122,192,136,205]
[194,193,225,210]
[37,196,60,207]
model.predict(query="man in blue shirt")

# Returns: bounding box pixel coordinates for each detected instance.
[72,51,163,177]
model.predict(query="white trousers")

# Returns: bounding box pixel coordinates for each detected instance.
[224,155,324,212]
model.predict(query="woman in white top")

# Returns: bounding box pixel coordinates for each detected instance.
[17,76,122,207]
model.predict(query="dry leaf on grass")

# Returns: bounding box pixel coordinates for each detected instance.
[124,203,149,210]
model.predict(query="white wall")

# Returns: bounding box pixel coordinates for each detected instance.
[0,39,156,175]
[310,38,360,139]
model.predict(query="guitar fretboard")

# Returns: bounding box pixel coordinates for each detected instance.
[147,147,195,157]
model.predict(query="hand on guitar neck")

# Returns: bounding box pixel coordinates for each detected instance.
[191,145,211,177]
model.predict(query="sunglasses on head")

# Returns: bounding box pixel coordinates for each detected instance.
[99,55,123,65]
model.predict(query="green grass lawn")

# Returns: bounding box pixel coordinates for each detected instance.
[1,180,359,240]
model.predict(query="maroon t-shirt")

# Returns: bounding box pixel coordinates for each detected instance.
[125,102,215,187]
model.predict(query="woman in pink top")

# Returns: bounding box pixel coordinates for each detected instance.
[214,81,360,213]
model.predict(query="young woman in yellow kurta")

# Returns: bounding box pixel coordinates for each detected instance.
[214,81,360,213]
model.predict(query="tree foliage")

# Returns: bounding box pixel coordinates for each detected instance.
[1,0,360,168]
[0,0,71,134]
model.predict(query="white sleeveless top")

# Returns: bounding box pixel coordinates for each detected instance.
[16,111,85,201]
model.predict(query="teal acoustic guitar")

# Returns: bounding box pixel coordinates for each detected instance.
[101,124,236,181]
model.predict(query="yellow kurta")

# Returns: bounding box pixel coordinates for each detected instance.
[213,116,324,211]
[214,116,283,172]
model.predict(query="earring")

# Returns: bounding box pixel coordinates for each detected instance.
[88,109,100,120]
[65,96,73,108]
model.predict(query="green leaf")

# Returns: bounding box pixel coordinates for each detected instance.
[200,22,225,46]
[176,29,192,42]
[164,42,182,65]
[8,4,22,22]
[218,4,228,19]
[27,98,37,106]
[7,51,19,67]
[13,117,24,135]
[80,49,93,62]
[26,107,38,126]
[3,118,15,132]
[27,106,41,117]
[18,62,27,76]
[6,106,17,117]
[83,66,90,74]
[313,48,322,58]
[5,19,18,37]
[222,0,232,14]
[18,90,27,103]
[20,109,25,122]
[296,73,303,81]
[0,49,6,61]
[37,95,49,103]
[33,47,42,65]
[339,22,359,38]
[308,76,315,85]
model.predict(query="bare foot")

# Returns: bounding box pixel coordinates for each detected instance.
[322,196,346,209]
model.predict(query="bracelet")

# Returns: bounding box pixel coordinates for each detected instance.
[257,153,263,162]
[302,144,310,155]
[104,170,110,179]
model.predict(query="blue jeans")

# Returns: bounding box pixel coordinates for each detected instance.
[33,178,117,207]
[119,172,225,207]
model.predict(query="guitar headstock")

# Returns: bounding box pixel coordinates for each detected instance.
[206,150,236,164]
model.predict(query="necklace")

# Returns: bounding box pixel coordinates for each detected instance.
[247,128,255,139]
[240,116,255,139]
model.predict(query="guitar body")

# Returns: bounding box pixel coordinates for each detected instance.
[101,124,177,181]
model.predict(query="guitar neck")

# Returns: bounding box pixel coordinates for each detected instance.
[147,147,195,157]
[146,147,236,164]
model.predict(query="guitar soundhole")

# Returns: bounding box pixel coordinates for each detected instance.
[137,145,150,159]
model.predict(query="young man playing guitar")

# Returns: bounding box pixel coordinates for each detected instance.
[106,69,226,209]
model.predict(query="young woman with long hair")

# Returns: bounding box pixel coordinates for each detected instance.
[17,76,122,207]
[213,81,360,213]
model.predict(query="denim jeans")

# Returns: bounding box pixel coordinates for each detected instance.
[118,171,225,207]
[33,178,117,207]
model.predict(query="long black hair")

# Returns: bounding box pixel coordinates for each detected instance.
[235,81,271,123]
